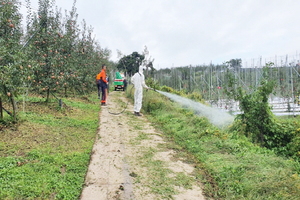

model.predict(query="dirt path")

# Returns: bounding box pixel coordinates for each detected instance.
[80,91,206,200]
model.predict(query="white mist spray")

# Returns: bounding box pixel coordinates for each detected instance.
[157,90,235,128]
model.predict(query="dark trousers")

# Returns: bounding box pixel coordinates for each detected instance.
[100,81,107,104]
[97,82,101,98]
[101,86,106,103]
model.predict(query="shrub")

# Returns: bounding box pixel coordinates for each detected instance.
[225,66,277,145]
[160,85,174,93]
[187,92,204,103]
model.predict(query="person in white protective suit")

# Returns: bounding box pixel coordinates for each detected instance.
[131,65,151,116]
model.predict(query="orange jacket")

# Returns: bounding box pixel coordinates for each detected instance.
[96,69,107,83]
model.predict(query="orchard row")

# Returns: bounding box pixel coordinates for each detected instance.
[0,0,111,120]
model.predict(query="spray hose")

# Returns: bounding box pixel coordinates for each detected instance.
[106,86,134,115]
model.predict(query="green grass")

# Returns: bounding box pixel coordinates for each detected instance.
[139,89,300,200]
[135,146,193,199]
[126,110,195,199]
[2,89,300,199]
[0,94,100,199]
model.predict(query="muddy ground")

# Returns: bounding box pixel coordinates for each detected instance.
[80,91,206,200]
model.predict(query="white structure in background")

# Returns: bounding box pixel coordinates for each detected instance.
[210,96,300,116]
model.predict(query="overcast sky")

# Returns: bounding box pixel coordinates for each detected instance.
[20,0,300,69]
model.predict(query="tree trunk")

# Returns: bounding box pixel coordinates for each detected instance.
[0,97,3,120]
[10,95,17,122]
[46,89,50,102]
[64,86,67,97]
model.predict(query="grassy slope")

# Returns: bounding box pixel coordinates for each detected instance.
[139,90,300,200]
[0,96,99,199]
[1,90,300,199]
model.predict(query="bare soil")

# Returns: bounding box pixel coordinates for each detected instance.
[80,91,206,200]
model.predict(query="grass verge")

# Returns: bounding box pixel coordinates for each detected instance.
[134,89,300,200]
[0,95,99,199]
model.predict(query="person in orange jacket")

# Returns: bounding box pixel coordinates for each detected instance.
[96,64,108,105]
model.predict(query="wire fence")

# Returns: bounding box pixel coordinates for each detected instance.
[154,53,300,115]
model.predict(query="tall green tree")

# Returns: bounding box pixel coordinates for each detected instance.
[24,0,112,97]
[117,51,145,76]
[225,58,242,70]
[24,0,62,101]
[0,0,24,121]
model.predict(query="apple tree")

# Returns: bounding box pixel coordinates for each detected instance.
[0,0,26,121]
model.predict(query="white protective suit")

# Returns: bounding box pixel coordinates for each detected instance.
[131,65,149,113]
